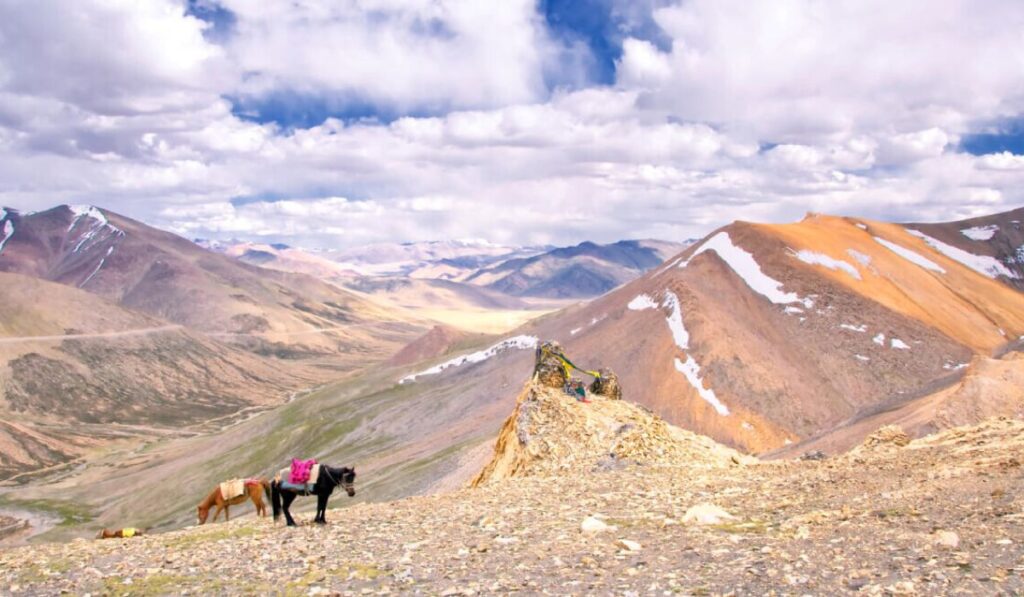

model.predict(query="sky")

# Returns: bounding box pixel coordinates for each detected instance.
[1,0,1024,249]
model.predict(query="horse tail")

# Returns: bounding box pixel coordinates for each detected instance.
[271,480,281,521]
[262,479,271,503]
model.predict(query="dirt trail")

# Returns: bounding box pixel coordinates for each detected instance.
[0,325,183,345]
[0,322,401,345]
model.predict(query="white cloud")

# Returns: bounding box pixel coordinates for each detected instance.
[617,38,673,88]
[0,0,1023,249]
[223,0,567,113]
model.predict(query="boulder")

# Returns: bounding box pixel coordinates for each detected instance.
[589,368,622,400]
[534,341,569,389]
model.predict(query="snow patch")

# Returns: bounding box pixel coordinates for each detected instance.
[943,362,968,371]
[400,335,538,384]
[0,208,7,221]
[655,257,682,276]
[906,230,1018,279]
[68,204,109,229]
[681,232,813,308]
[571,314,607,335]
[890,338,910,350]
[854,354,870,362]
[784,306,804,315]
[855,223,868,230]
[674,357,729,416]
[68,205,122,253]
[80,246,114,287]
[846,249,872,267]
[741,421,754,430]
[0,220,13,254]
[654,289,729,416]
[873,237,945,273]
[961,225,998,241]
[627,294,658,311]
[872,333,886,346]
[662,291,689,350]
[840,323,867,333]
[791,249,861,280]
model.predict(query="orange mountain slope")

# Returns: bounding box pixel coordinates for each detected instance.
[517,209,1024,454]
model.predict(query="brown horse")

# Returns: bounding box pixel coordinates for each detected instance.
[197,478,270,524]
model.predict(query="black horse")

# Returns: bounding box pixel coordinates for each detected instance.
[270,465,356,526]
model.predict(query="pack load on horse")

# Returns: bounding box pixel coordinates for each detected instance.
[197,478,270,524]
[97,527,145,539]
[270,459,356,526]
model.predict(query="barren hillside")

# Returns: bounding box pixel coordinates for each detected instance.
[0,273,323,480]
[513,211,1024,453]
[0,206,424,361]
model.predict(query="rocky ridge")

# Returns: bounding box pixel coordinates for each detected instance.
[2,417,1023,594]
[471,378,749,487]
[3,366,1024,594]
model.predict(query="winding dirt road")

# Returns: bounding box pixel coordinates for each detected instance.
[0,325,183,345]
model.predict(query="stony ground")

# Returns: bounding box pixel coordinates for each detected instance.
[2,418,1023,595]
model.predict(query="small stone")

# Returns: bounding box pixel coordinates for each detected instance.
[885,580,916,595]
[934,531,959,549]
[581,516,614,533]
[682,504,736,525]
[615,539,642,552]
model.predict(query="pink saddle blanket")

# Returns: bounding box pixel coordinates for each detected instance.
[289,458,317,484]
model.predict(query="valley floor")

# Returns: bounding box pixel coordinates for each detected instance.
[2,419,1023,595]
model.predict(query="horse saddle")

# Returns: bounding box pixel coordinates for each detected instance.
[277,464,320,494]
[219,478,246,501]
[289,458,318,484]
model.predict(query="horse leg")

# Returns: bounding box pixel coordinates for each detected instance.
[212,503,224,522]
[224,505,230,521]
[281,492,298,526]
[315,492,328,524]
[251,491,265,517]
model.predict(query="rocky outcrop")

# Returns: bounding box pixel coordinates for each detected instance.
[854,425,911,453]
[589,368,622,400]
[470,378,750,487]
[533,340,569,389]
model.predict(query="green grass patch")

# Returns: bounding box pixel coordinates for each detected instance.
[15,559,72,585]
[161,524,259,549]
[283,563,387,595]
[100,572,270,596]
[0,495,94,527]
[711,519,771,534]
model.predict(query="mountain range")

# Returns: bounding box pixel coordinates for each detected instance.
[0,205,426,481]
[0,203,1022,545]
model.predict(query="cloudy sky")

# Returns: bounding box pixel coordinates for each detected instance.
[2,0,1024,248]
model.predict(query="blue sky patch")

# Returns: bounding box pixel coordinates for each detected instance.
[960,117,1024,155]
[185,0,235,42]
[229,91,443,129]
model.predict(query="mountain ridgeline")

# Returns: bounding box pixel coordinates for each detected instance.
[464,239,688,298]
